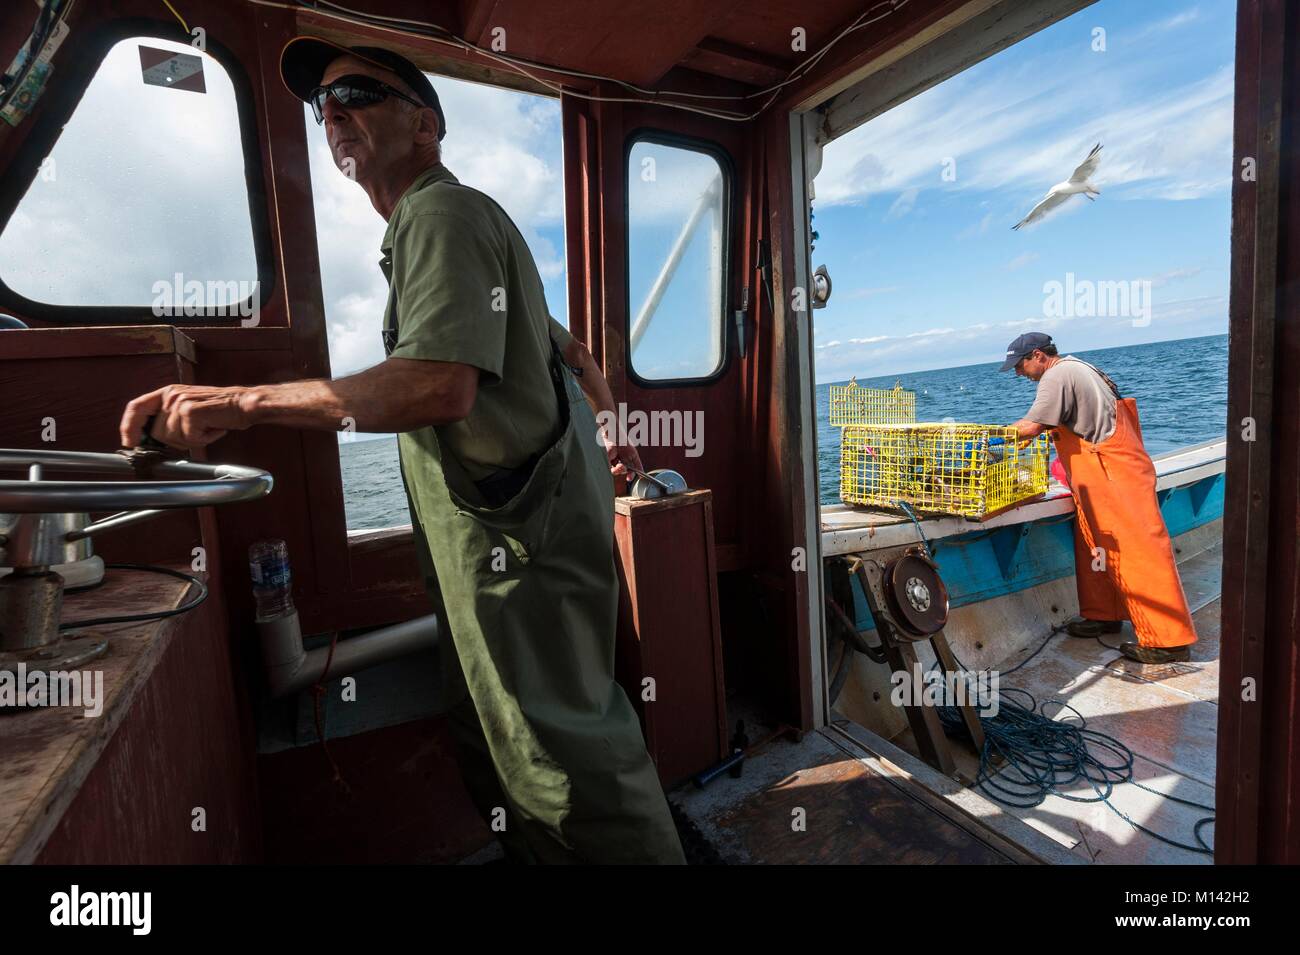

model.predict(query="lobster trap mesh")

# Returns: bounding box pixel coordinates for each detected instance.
[839,423,1050,519]
[828,380,915,426]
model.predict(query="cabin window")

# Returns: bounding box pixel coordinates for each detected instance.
[0,37,260,317]
[305,76,569,532]
[626,136,729,382]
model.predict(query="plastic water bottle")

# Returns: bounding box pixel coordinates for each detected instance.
[249,539,294,621]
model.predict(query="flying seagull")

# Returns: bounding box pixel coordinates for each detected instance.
[1012,143,1102,230]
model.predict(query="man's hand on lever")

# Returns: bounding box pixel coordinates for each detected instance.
[120,384,250,450]
[604,433,644,478]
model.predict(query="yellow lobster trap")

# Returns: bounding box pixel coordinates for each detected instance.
[839,423,1051,519]
[828,379,915,426]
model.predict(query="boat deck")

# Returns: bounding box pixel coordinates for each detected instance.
[671,535,1220,864]
[669,441,1226,865]
[668,719,1073,864]
[932,536,1222,864]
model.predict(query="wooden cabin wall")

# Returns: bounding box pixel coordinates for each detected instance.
[33,511,266,864]
[559,87,815,729]
[1217,0,1300,865]
[0,324,264,862]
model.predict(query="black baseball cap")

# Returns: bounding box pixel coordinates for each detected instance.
[279,38,446,141]
[999,332,1054,372]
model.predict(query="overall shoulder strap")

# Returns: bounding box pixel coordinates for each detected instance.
[547,336,576,419]
[1064,357,1122,399]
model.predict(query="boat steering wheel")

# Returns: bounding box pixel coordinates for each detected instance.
[0,448,272,514]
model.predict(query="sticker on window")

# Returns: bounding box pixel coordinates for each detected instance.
[138,46,206,93]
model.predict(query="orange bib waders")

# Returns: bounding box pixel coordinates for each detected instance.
[1053,397,1197,649]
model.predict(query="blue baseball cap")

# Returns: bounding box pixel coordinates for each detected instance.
[999,332,1054,372]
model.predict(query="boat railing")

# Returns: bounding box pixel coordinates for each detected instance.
[821,438,1226,557]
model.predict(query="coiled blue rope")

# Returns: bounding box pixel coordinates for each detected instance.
[934,672,1214,856]
[889,499,1213,855]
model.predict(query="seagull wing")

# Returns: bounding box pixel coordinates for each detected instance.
[1012,190,1070,230]
[1070,142,1103,183]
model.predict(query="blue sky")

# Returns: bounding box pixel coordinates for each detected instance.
[810,0,1235,382]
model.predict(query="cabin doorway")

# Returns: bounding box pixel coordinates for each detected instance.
[794,0,1233,864]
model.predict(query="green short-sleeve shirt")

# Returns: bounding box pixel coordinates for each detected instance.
[379,164,573,480]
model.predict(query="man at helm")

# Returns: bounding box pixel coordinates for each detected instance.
[119,40,683,864]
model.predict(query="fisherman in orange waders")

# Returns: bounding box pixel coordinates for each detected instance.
[1001,333,1197,664]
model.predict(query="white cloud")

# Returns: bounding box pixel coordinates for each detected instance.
[0,37,257,305]
[1006,251,1040,271]
[1123,8,1201,44]
[814,39,1234,212]
[438,79,564,227]
[884,187,919,221]
[305,77,566,376]
[1146,266,1205,288]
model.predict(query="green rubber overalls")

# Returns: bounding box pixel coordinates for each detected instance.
[384,248,685,865]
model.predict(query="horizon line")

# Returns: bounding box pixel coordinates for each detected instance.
[815,331,1227,386]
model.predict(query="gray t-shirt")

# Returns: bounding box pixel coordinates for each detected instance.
[1026,356,1118,444]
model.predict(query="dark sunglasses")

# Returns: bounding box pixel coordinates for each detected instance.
[308,74,423,124]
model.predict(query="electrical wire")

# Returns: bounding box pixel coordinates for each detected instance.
[743,0,912,117]
[161,0,191,34]
[242,0,912,121]
[828,630,855,703]
[309,0,909,103]
[274,0,751,120]
[58,563,208,630]
[244,0,740,120]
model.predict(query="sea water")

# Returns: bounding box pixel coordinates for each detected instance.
[340,333,1230,527]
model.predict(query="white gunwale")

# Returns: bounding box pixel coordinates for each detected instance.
[820,438,1226,557]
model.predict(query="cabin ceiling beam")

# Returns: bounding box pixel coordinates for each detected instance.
[457,0,505,48]
[454,0,748,89]
[679,37,788,88]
